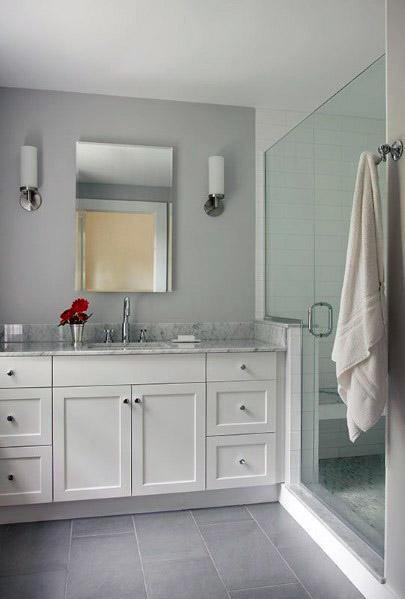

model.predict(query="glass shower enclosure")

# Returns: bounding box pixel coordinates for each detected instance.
[265,57,386,556]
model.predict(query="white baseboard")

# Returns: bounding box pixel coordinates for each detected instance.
[279,484,399,599]
[0,484,279,524]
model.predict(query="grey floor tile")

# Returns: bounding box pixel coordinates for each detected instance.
[0,520,70,575]
[72,515,133,537]
[193,505,252,525]
[134,510,207,562]
[143,556,229,599]
[248,504,310,549]
[231,583,310,598]
[66,533,146,599]
[248,505,363,597]
[0,571,66,599]
[279,541,364,599]
[200,520,297,591]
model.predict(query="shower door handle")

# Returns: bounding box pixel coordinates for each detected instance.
[308,302,333,338]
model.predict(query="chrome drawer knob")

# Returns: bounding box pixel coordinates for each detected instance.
[8,474,14,481]
[123,398,129,404]
[240,364,246,370]
[134,398,142,404]
[6,370,14,376]
[6,415,14,422]
[239,458,247,465]
[239,405,246,411]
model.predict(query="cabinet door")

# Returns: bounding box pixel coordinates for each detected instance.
[132,383,205,495]
[53,386,131,502]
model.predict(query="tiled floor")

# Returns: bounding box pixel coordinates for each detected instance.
[0,503,364,599]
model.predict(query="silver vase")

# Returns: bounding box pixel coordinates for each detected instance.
[70,323,85,347]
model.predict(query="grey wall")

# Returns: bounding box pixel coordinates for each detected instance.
[385,2,405,595]
[0,88,255,324]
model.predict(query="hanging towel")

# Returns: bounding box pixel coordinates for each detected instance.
[332,152,387,442]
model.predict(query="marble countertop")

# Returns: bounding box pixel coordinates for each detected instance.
[0,339,285,357]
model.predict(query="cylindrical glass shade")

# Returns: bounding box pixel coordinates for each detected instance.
[208,155,224,195]
[20,146,38,188]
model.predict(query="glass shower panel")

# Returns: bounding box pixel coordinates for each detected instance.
[265,57,386,556]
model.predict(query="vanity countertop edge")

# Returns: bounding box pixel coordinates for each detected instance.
[0,339,286,357]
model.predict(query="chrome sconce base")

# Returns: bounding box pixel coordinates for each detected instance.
[19,186,42,211]
[204,193,224,216]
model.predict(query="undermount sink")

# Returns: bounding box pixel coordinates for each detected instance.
[86,341,170,349]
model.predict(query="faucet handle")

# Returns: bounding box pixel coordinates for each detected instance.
[139,328,148,343]
[104,329,114,343]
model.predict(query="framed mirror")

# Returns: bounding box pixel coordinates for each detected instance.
[75,141,173,292]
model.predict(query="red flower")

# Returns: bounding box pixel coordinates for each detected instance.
[58,298,92,326]
[71,298,89,313]
[60,308,74,323]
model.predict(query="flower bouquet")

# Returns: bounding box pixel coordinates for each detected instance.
[59,298,92,346]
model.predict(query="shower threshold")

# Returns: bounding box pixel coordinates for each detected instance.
[283,483,385,583]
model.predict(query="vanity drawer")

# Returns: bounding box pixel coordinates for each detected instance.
[0,388,52,447]
[207,380,276,436]
[207,352,276,382]
[0,357,52,388]
[0,446,52,505]
[206,433,276,489]
[53,354,205,386]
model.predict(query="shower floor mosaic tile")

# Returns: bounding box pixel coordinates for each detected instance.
[317,454,385,555]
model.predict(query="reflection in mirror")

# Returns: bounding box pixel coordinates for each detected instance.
[75,142,173,292]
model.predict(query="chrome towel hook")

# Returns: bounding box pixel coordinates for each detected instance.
[377,140,403,162]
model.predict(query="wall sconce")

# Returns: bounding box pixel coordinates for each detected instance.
[205,155,224,216]
[19,145,42,211]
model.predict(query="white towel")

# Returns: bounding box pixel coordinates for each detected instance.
[332,152,387,442]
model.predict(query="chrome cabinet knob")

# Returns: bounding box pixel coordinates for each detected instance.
[240,364,246,370]
[6,415,14,422]
[239,458,247,465]
[239,405,246,411]
[134,398,142,404]
[6,370,14,376]
[123,398,129,404]
[8,474,14,481]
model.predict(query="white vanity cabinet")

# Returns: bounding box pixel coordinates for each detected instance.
[53,385,132,501]
[132,383,205,495]
[0,349,283,513]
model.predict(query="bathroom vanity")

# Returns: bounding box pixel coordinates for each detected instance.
[0,341,285,520]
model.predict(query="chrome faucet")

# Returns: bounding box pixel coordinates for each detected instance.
[122,296,130,343]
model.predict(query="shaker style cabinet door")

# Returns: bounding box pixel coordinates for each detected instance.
[53,386,131,501]
[132,383,205,495]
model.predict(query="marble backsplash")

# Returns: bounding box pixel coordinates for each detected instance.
[0,321,253,344]
[254,319,288,348]
[0,319,288,348]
